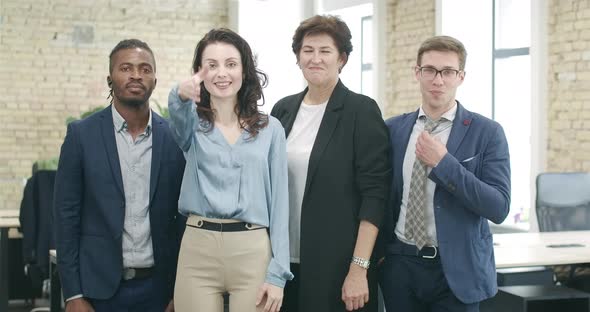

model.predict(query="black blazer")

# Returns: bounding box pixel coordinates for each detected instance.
[271,80,391,311]
[53,106,186,301]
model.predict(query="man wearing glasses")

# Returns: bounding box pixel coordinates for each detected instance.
[377,35,511,311]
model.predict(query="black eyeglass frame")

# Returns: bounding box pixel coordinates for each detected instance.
[416,66,463,80]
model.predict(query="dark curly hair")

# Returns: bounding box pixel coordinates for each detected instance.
[192,28,268,138]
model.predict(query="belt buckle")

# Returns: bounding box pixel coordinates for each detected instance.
[422,246,437,259]
[123,268,136,280]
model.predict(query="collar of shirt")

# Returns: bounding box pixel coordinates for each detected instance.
[418,102,458,123]
[112,106,153,136]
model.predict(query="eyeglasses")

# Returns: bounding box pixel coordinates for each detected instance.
[417,66,461,81]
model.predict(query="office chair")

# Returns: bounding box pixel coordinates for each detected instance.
[536,172,590,289]
[19,168,56,311]
[536,172,590,232]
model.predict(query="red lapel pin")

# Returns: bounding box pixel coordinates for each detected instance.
[463,119,471,126]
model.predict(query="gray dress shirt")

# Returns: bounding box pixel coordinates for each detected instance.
[112,107,154,269]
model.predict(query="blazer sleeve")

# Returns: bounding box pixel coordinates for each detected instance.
[168,140,187,300]
[429,122,511,224]
[53,122,84,299]
[353,98,392,228]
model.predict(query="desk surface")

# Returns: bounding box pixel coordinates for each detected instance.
[0,209,19,218]
[494,231,590,268]
[0,209,19,228]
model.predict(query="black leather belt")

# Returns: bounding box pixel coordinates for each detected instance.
[187,220,263,232]
[387,241,439,259]
[122,267,153,281]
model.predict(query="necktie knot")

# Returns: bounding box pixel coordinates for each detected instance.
[423,116,447,133]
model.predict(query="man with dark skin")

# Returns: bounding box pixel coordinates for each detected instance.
[54,39,185,312]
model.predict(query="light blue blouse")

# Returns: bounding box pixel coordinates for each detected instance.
[168,86,293,287]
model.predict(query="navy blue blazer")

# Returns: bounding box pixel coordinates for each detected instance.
[380,102,510,303]
[53,106,185,301]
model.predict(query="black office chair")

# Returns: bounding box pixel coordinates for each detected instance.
[19,168,56,311]
[536,172,590,289]
[536,172,590,232]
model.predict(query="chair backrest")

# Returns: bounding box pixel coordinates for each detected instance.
[536,172,590,232]
[19,170,56,276]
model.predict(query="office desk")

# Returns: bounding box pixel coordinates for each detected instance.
[0,209,20,312]
[494,231,590,268]
[485,232,590,311]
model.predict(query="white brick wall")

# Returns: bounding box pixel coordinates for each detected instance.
[548,0,590,171]
[0,0,228,210]
[382,0,435,118]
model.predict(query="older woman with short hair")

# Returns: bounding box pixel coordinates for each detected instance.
[271,15,391,312]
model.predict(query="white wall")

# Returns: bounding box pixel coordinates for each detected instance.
[233,0,305,112]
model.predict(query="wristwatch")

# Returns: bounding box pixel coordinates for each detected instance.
[351,256,370,269]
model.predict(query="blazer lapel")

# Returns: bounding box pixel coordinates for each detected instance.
[446,102,472,156]
[149,112,164,204]
[304,80,345,196]
[100,106,124,197]
[394,111,419,194]
[282,89,307,137]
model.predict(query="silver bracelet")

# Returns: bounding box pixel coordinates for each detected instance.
[351,256,370,269]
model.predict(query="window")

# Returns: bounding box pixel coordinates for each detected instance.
[323,2,373,97]
[441,0,532,227]
[361,15,373,97]
[494,0,531,225]
[235,0,305,113]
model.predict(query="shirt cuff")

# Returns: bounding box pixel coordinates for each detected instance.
[66,294,83,302]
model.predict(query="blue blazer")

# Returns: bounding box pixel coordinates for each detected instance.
[53,106,185,301]
[380,102,511,303]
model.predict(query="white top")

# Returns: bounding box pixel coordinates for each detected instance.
[395,104,456,246]
[286,100,328,263]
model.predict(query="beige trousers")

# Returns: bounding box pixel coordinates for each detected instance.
[174,215,270,312]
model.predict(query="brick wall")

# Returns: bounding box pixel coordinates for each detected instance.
[382,0,435,118]
[547,0,590,171]
[0,0,228,210]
